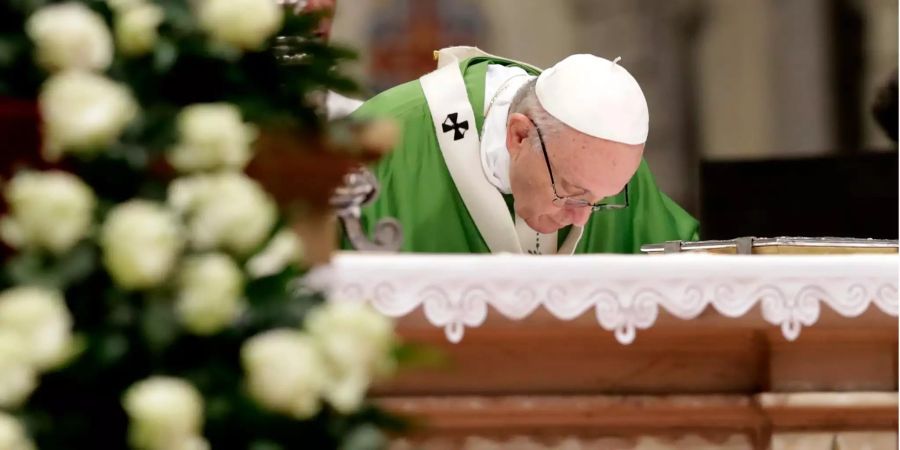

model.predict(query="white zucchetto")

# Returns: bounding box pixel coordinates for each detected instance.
[535,54,649,145]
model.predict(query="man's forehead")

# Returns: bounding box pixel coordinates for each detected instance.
[557,129,643,155]
[557,135,643,190]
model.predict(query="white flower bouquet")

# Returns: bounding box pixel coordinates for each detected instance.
[0,1,406,448]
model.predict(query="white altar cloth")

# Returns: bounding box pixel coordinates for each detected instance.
[305,252,898,344]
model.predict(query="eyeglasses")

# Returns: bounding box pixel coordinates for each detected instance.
[528,117,630,212]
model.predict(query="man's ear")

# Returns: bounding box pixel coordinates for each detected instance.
[506,113,532,158]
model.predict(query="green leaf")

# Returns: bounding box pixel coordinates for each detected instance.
[7,0,51,15]
[249,441,284,450]
[94,332,129,366]
[5,250,45,286]
[53,242,99,288]
[106,294,136,327]
[5,242,99,290]
[339,425,387,450]
[159,0,197,35]
[393,342,450,370]
[140,299,181,354]
[153,38,178,74]
[0,37,19,66]
[241,267,323,332]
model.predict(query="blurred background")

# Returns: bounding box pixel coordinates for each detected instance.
[330,0,899,241]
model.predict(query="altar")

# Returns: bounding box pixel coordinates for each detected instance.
[309,252,899,449]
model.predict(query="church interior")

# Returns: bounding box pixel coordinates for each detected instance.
[0,1,896,449]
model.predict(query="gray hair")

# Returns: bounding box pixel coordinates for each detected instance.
[508,79,568,148]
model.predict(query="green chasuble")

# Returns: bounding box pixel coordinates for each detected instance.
[346,56,699,254]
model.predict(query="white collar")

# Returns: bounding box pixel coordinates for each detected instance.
[480,65,535,194]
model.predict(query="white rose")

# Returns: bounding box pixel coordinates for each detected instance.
[115,3,165,56]
[101,201,184,290]
[168,173,276,256]
[0,413,35,450]
[106,0,145,12]
[166,175,209,214]
[307,302,396,376]
[197,0,284,50]
[323,371,369,414]
[246,229,304,278]
[0,171,96,255]
[241,329,327,419]
[0,333,37,409]
[167,104,258,173]
[162,435,209,450]
[176,253,244,336]
[122,377,207,450]
[0,287,74,371]
[306,302,396,413]
[39,70,139,161]
[25,2,113,72]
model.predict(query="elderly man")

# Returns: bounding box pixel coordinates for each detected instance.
[348,47,698,254]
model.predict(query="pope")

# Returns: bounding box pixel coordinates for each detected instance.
[346,47,699,254]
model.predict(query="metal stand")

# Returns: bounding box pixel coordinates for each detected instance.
[330,167,403,251]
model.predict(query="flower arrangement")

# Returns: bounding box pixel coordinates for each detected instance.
[0,0,403,448]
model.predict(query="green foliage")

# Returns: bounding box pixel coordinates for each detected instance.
[1,0,360,171]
